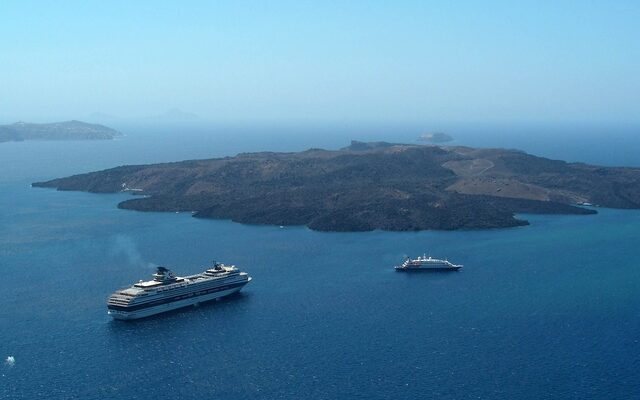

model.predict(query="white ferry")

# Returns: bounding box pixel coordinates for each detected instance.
[395,254,462,271]
[107,262,251,320]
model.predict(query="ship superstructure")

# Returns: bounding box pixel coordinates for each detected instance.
[395,254,462,271]
[107,262,251,320]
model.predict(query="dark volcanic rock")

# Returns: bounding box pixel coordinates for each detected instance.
[32,141,640,232]
[0,120,120,142]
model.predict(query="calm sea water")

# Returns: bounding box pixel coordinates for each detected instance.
[1,125,640,399]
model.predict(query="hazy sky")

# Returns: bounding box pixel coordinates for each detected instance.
[1,1,638,124]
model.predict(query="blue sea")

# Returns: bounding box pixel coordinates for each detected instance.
[1,123,640,399]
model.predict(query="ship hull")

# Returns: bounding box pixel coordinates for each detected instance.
[395,265,462,271]
[108,283,248,320]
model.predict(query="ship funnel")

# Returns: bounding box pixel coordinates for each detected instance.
[153,266,176,282]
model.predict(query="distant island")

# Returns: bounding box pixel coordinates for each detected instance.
[0,120,120,143]
[33,141,640,231]
[418,132,453,143]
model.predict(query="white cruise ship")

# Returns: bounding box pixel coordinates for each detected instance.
[395,254,462,271]
[107,262,251,320]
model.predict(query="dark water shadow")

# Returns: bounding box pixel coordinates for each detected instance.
[394,269,462,273]
[394,268,464,284]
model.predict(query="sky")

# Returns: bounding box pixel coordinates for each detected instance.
[0,1,638,125]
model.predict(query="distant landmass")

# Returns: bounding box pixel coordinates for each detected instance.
[0,120,121,143]
[418,132,453,143]
[33,141,640,231]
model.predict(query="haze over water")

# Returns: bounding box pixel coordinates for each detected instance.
[2,126,640,399]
